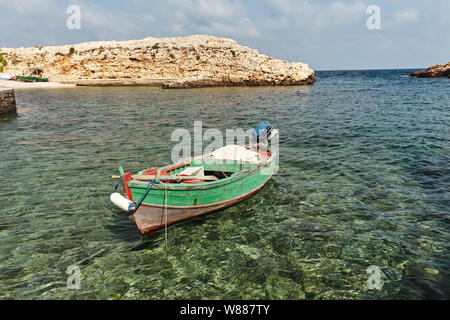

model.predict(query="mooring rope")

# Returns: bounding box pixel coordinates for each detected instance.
[164,183,168,251]
[129,180,156,213]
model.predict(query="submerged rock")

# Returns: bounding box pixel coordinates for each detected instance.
[410,63,450,78]
[0,35,315,87]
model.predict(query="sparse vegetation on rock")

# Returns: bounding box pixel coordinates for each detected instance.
[0,53,7,72]
[0,35,315,86]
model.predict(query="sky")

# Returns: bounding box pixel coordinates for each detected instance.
[0,0,449,70]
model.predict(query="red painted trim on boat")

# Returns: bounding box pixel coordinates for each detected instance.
[122,172,133,201]
[161,163,189,175]
[143,168,158,175]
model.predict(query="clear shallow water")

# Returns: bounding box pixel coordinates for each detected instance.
[0,69,448,299]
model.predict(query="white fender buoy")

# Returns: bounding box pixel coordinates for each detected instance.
[110,192,133,212]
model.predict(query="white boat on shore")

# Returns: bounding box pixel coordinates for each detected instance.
[0,73,16,80]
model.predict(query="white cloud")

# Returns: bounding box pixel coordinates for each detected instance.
[80,3,142,38]
[261,0,366,30]
[394,8,419,24]
[184,0,243,20]
[0,1,154,46]
[383,8,420,31]
[330,1,366,25]
[0,0,449,69]
[0,0,56,16]
[164,0,261,39]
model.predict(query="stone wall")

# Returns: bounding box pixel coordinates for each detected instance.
[0,89,16,115]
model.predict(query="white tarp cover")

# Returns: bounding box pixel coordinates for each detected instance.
[206,145,260,163]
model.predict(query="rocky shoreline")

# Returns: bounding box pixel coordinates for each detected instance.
[0,35,315,88]
[410,63,450,78]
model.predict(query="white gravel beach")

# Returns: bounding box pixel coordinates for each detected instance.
[0,80,76,90]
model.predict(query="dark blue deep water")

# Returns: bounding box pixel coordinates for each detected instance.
[0,69,448,299]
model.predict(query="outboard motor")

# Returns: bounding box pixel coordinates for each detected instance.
[252,121,278,144]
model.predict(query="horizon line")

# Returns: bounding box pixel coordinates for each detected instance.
[315,67,424,72]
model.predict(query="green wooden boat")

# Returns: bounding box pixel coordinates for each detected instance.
[16,76,49,82]
[110,123,278,235]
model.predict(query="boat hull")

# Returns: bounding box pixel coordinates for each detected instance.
[16,76,49,82]
[111,151,276,235]
[0,73,15,80]
[132,180,269,234]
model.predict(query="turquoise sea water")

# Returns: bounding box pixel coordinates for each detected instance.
[0,69,448,299]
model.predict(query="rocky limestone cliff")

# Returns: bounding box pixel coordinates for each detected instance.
[0,35,315,87]
[410,63,450,78]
